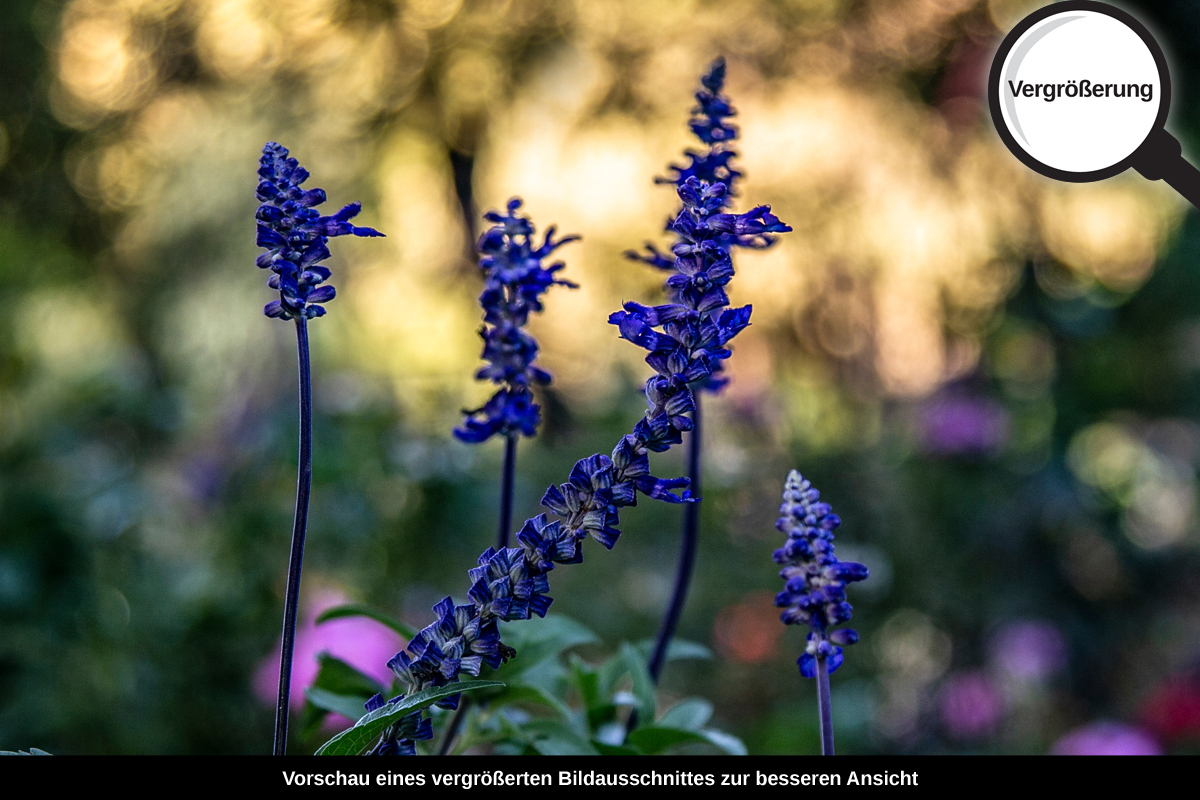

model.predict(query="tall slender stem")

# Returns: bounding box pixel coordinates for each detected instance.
[273,316,313,756]
[437,697,472,755]
[816,654,834,756]
[647,393,702,683]
[498,434,517,549]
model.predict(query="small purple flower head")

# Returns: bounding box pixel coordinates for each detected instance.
[772,470,868,678]
[255,142,383,321]
[455,199,578,444]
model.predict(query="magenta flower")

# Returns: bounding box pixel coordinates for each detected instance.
[255,590,405,712]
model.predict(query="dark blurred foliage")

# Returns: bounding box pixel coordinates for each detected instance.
[4,0,1200,756]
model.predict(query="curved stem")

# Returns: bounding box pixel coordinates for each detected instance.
[647,394,702,684]
[816,654,834,756]
[273,316,313,756]
[498,434,517,549]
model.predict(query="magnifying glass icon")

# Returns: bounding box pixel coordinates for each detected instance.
[989,1,1200,207]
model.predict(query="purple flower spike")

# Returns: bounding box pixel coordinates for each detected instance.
[625,58,791,394]
[255,142,383,321]
[365,61,792,757]
[773,470,867,678]
[454,199,577,444]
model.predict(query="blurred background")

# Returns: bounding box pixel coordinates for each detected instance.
[3,0,1200,755]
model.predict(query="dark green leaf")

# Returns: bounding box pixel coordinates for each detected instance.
[305,687,373,723]
[310,653,385,697]
[521,720,598,755]
[596,649,625,699]
[299,653,384,738]
[315,603,418,639]
[456,709,524,753]
[569,654,600,709]
[486,684,571,720]
[585,702,619,732]
[619,642,656,728]
[297,701,331,741]
[497,615,600,677]
[658,697,713,731]
[627,726,709,754]
[592,741,642,755]
[314,680,504,756]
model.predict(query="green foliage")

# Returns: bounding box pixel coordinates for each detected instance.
[447,614,745,756]
[657,697,713,730]
[305,688,374,725]
[298,653,388,740]
[499,614,601,676]
[314,681,504,756]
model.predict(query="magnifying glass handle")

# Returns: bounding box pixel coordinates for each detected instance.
[1132,128,1200,209]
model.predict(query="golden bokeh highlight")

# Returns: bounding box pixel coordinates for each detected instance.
[44,0,1189,437]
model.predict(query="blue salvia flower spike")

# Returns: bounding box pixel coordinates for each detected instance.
[256,142,383,756]
[454,198,577,446]
[631,57,779,291]
[361,65,790,758]
[453,199,577,572]
[773,470,868,755]
[256,142,383,321]
[626,58,792,689]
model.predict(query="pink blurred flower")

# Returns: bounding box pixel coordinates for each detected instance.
[1050,721,1162,755]
[939,671,1003,740]
[254,589,405,711]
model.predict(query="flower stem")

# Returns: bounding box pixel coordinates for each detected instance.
[647,394,702,684]
[816,654,835,756]
[437,697,472,755]
[498,434,517,549]
[273,316,313,756]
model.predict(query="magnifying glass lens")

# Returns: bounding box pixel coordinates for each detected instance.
[997,10,1161,174]
[992,2,1200,209]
